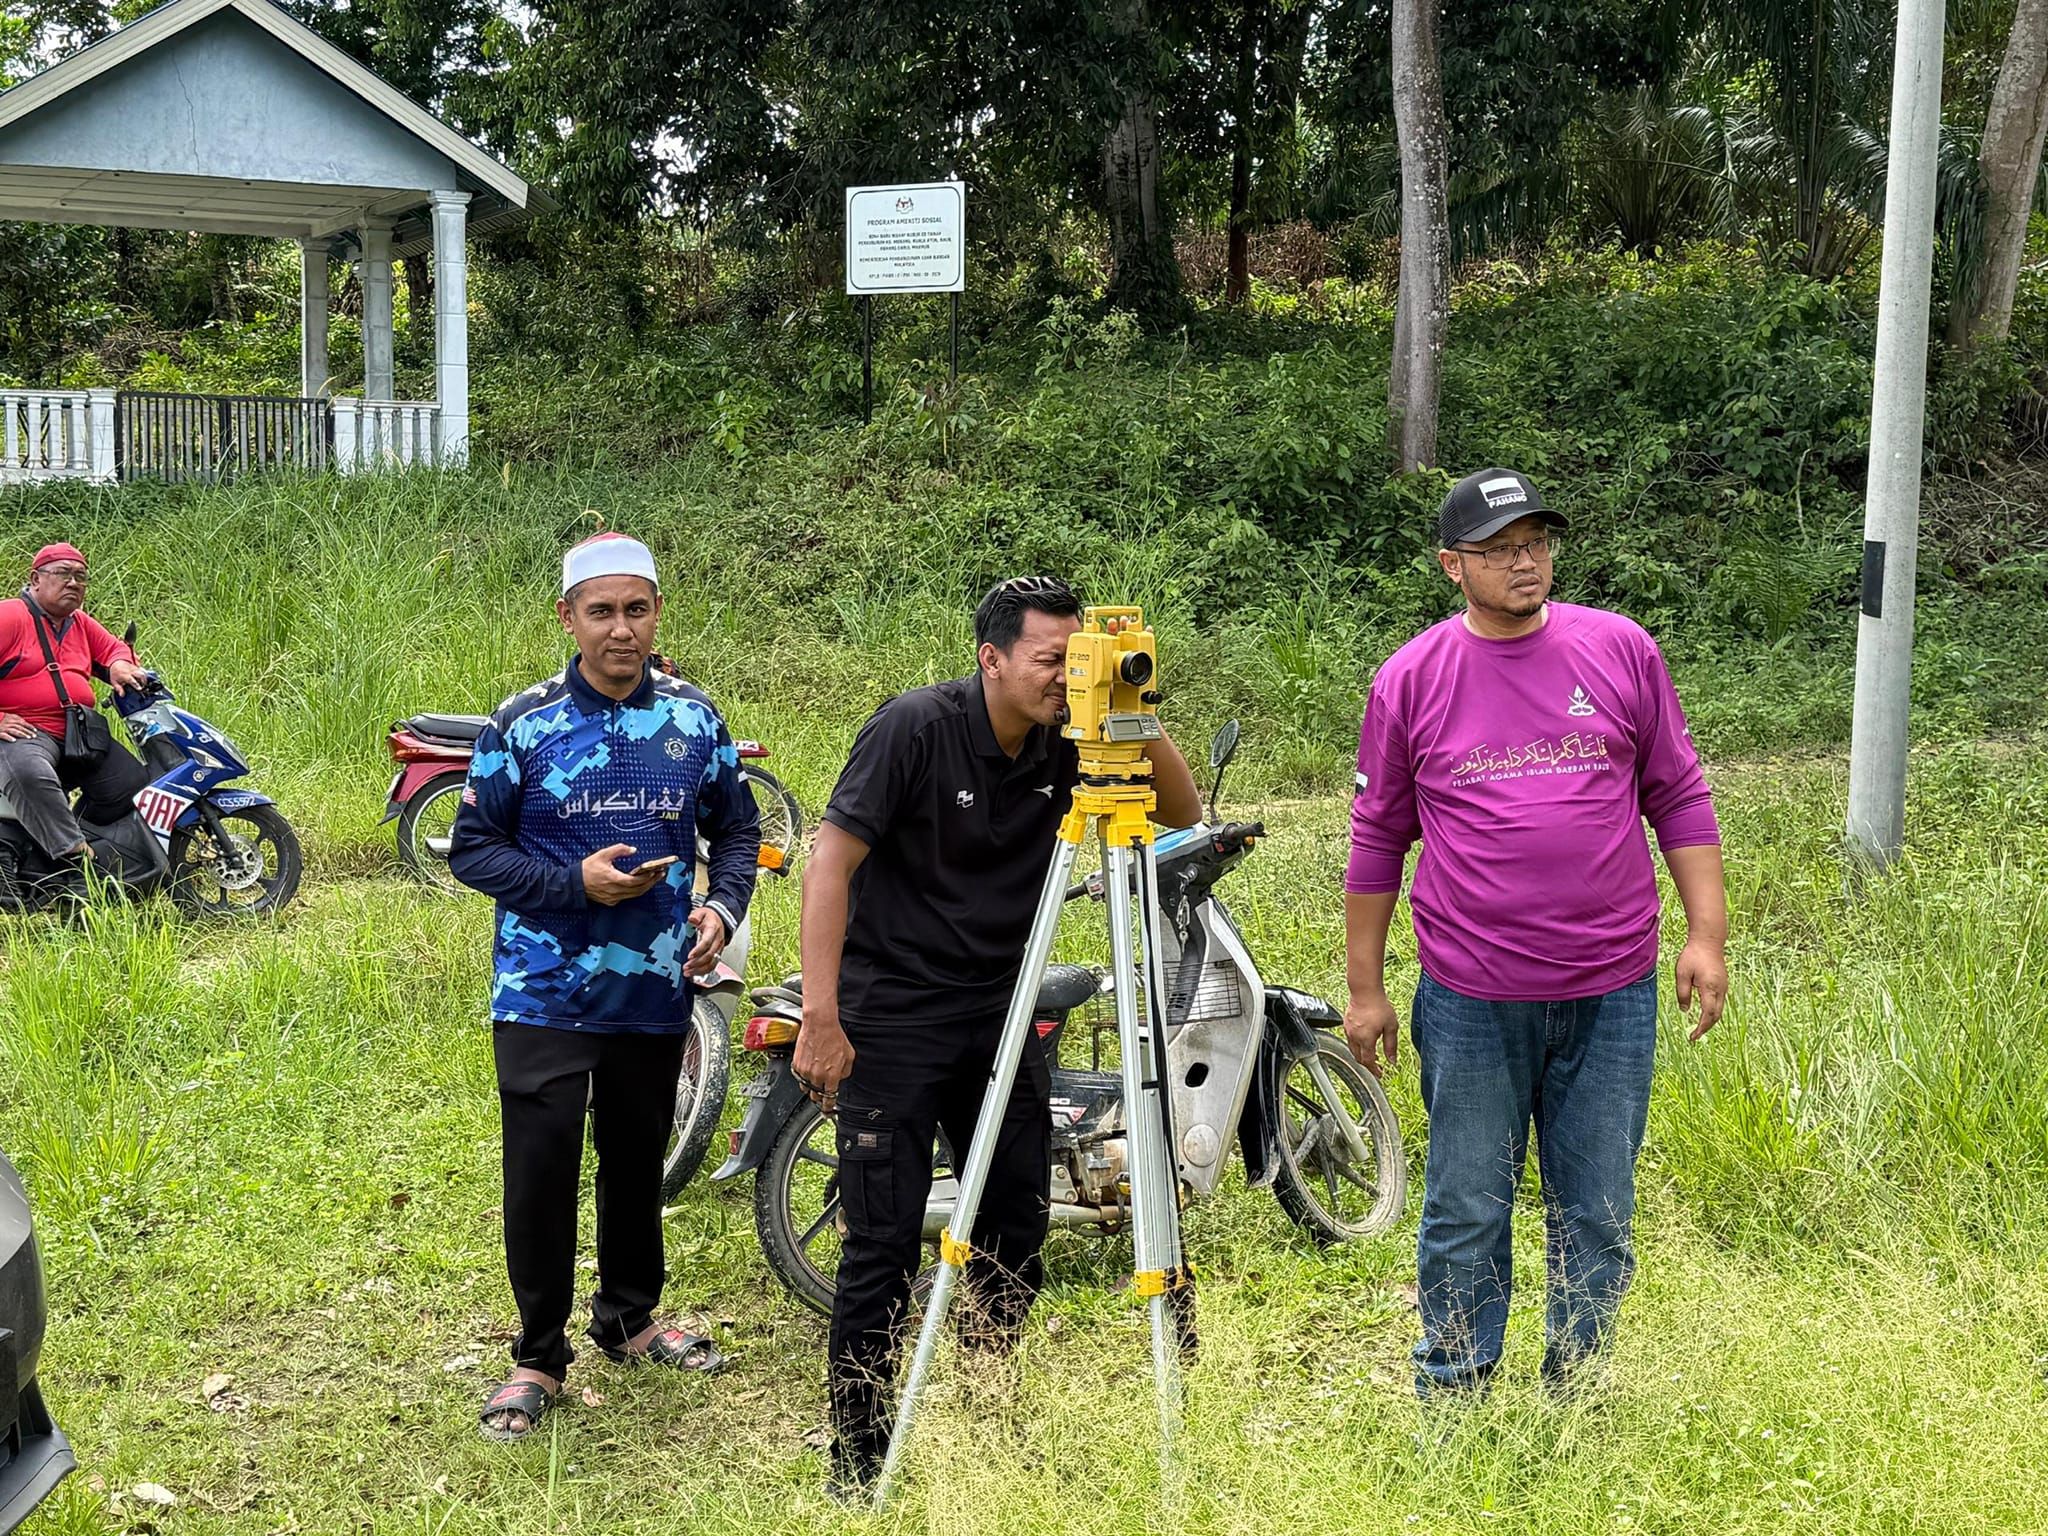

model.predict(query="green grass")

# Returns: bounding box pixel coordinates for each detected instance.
[8,466,2047,805]
[2,473,2046,1533]
[6,750,2046,1536]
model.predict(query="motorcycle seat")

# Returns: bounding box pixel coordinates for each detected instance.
[1035,964,1100,1016]
[405,713,487,744]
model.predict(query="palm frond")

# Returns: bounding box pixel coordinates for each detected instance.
[1815,119,1890,224]
[1445,156,1573,260]
[1571,88,1728,251]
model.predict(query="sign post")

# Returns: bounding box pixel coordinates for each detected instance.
[862,294,874,427]
[845,180,966,424]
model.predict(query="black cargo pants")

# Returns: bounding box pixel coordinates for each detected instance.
[826,1015,1052,1483]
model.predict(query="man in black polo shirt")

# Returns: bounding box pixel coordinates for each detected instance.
[796,576,1201,1492]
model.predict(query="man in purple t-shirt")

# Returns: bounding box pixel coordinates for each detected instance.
[1344,467,1729,1398]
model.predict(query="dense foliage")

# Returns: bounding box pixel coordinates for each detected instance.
[9,243,2048,792]
[3,0,2045,339]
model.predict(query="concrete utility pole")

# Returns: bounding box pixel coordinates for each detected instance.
[1847,0,1946,868]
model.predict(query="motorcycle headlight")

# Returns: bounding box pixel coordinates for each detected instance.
[186,717,244,766]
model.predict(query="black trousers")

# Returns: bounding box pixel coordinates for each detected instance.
[71,737,152,826]
[827,1017,1052,1482]
[493,1023,685,1377]
[0,731,150,860]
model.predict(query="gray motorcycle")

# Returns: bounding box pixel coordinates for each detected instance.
[718,723,1407,1315]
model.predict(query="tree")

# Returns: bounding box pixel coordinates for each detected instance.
[474,0,790,228]
[1712,0,1895,279]
[0,223,111,384]
[1225,0,1263,302]
[1387,0,1447,471]
[1311,0,1679,255]
[1100,0,1184,319]
[1,10,36,89]
[1949,0,2048,348]
[1571,87,1727,254]
[1219,0,1314,302]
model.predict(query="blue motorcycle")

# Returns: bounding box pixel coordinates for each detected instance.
[0,629,302,917]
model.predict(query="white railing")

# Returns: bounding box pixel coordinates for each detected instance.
[332,398,441,472]
[4,390,448,484]
[0,389,116,485]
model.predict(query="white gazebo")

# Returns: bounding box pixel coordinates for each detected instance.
[0,0,545,483]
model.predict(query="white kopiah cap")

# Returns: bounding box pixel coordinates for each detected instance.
[562,532,659,597]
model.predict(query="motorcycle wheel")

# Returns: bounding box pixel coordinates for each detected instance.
[755,1096,845,1317]
[740,766,805,877]
[659,997,733,1205]
[167,803,303,918]
[756,1096,943,1317]
[395,770,469,895]
[1270,1036,1407,1244]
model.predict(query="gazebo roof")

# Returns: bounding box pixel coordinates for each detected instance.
[0,0,546,258]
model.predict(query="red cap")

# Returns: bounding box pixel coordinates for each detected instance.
[31,542,86,572]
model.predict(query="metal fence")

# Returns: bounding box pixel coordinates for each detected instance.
[115,392,332,483]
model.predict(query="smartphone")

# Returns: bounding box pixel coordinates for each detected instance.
[630,854,681,876]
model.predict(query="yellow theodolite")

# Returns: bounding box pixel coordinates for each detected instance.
[1059,605,1165,850]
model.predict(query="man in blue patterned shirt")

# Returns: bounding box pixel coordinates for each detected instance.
[450,532,761,1440]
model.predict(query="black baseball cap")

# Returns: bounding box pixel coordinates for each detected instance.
[1437,468,1568,548]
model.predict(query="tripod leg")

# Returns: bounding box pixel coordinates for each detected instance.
[1134,839,1197,1359]
[873,831,1082,1507]
[1103,840,1183,1459]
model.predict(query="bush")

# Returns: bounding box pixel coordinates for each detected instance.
[24,238,2048,759]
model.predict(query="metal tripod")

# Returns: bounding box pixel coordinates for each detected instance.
[873,780,1191,1507]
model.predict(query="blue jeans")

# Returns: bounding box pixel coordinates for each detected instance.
[1410,969,1658,1396]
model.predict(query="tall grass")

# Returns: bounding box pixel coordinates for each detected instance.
[3,743,2043,1535]
[10,465,2046,835]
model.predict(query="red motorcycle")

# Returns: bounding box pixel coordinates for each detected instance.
[381,716,804,896]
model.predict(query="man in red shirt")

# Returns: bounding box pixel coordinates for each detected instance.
[0,543,151,900]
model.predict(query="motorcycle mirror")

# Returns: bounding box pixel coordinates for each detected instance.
[123,621,138,647]
[1208,720,1241,773]
[1207,719,1240,822]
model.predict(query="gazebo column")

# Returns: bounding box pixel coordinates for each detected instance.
[298,238,331,399]
[359,219,395,401]
[429,191,471,467]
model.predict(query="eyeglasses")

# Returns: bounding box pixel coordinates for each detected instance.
[1450,535,1559,569]
[40,566,89,586]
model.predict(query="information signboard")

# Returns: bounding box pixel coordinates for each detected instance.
[845,182,966,294]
